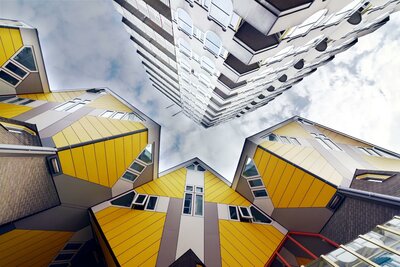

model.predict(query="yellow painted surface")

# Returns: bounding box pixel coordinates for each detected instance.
[315,125,368,147]
[18,91,85,102]
[0,229,73,267]
[94,207,166,266]
[58,131,147,187]
[0,103,32,118]
[254,147,336,208]
[362,155,400,172]
[219,220,284,266]
[87,94,132,112]
[93,219,117,267]
[0,122,36,135]
[259,142,343,186]
[135,168,187,198]
[273,121,311,139]
[52,115,146,148]
[205,171,250,206]
[0,27,23,65]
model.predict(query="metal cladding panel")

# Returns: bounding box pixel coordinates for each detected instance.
[0,27,23,65]
[93,207,166,266]
[0,229,73,267]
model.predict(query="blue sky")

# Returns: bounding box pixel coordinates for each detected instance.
[2,0,400,181]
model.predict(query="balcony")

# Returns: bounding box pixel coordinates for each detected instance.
[234,21,280,53]
[224,53,259,76]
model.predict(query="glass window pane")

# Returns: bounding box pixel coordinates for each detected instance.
[267,133,279,142]
[0,70,19,86]
[101,111,114,118]
[14,47,37,71]
[195,187,203,193]
[112,112,125,119]
[66,103,85,112]
[146,196,158,210]
[183,193,193,214]
[55,101,75,111]
[248,179,263,188]
[250,206,271,223]
[204,31,222,56]
[19,99,35,105]
[177,8,193,36]
[130,162,145,172]
[239,207,251,217]
[134,194,147,205]
[229,206,238,220]
[253,189,268,197]
[186,185,194,192]
[111,192,135,207]
[242,158,259,177]
[209,0,233,28]
[290,137,301,145]
[122,171,137,182]
[195,194,203,216]
[138,144,152,164]
[8,97,24,104]
[5,62,27,78]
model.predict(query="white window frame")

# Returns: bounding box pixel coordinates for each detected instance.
[251,188,268,199]
[311,133,342,151]
[145,195,159,211]
[132,194,148,206]
[247,178,264,188]
[54,98,91,112]
[228,205,240,221]
[238,206,252,219]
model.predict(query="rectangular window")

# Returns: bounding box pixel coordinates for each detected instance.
[185,185,194,192]
[312,133,341,151]
[145,196,158,210]
[195,186,203,193]
[101,110,114,118]
[130,162,145,173]
[66,103,85,112]
[5,62,28,78]
[0,70,19,86]
[239,207,252,219]
[122,171,138,182]
[55,101,76,111]
[133,194,148,206]
[253,189,268,198]
[250,206,271,224]
[19,99,35,105]
[228,206,239,221]
[248,179,263,188]
[112,112,125,119]
[183,193,193,214]
[194,194,203,216]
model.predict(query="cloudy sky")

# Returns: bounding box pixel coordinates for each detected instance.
[1,0,400,181]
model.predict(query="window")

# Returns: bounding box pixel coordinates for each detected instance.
[138,144,153,164]
[250,206,272,224]
[194,194,204,216]
[48,157,61,174]
[229,12,241,31]
[145,196,158,210]
[122,171,138,182]
[248,178,263,188]
[101,110,114,118]
[242,158,259,178]
[130,162,145,173]
[5,62,28,78]
[286,9,327,38]
[178,39,191,57]
[0,70,19,86]
[111,112,125,119]
[358,147,399,159]
[311,133,342,151]
[208,0,233,29]
[228,205,239,221]
[238,206,252,219]
[183,184,204,216]
[200,56,215,75]
[133,194,148,206]
[19,99,35,105]
[54,98,91,112]
[204,31,222,57]
[252,189,268,198]
[183,193,193,214]
[176,8,193,36]
[264,133,301,145]
[111,191,136,207]
[13,47,37,71]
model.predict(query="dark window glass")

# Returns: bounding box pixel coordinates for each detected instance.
[5,62,27,78]
[268,133,279,141]
[8,98,24,103]
[55,252,74,261]
[195,194,203,216]
[249,179,263,187]
[14,47,37,71]
[186,185,194,192]
[111,192,135,207]
[240,207,251,217]
[19,99,35,105]
[130,162,145,172]
[146,196,158,210]
[250,206,271,223]
[197,165,206,171]
[242,158,259,177]
[63,243,82,251]
[0,70,19,86]
[138,149,152,164]
[122,171,137,182]
[135,194,147,204]
[253,189,268,197]
[229,206,238,220]
[186,164,195,170]
[183,193,193,214]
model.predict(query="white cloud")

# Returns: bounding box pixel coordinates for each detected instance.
[1,1,400,181]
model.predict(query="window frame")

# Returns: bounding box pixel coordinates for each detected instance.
[132,194,149,206]
[228,205,240,221]
[238,206,252,219]
[251,188,268,198]
[145,195,159,211]
[247,178,264,188]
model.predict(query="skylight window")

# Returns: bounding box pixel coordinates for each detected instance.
[242,158,259,178]
[13,47,37,71]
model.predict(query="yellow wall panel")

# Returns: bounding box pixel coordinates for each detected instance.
[9,28,23,52]
[253,147,263,166]
[277,168,304,208]
[271,164,295,206]
[299,178,325,207]
[84,144,99,184]
[71,122,91,143]
[123,135,133,168]
[62,126,80,146]
[85,116,112,138]
[52,132,69,148]
[105,140,117,186]
[71,147,88,180]
[93,207,165,266]
[288,173,314,207]
[95,142,109,187]
[115,137,125,176]
[273,121,311,139]
[257,151,271,176]
[262,154,279,187]
[0,28,16,59]
[315,125,367,147]
[135,168,187,198]
[18,91,85,102]
[0,103,32,118]
[0,229,72,267]
[140,131,148,150]
[314,184,336,207]
[58,149,76,177]
[267,160,286,196]
[219,220,284,266]
[87,94,132,112]
[79,116,102,140]
[362,155,400,172]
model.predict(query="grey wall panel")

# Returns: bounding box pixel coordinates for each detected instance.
[204,202,222,267]
[15,72,44,94]
[236,176,255,203]
[272,207,333,233]
[54,174,111,208]
[13,102,59,122]
[14,205,89,232]
[156,198,182,267]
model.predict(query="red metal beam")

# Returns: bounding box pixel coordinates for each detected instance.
[288,232,340,248]
[286,235,318,260]
[265,234,288,267]
[276,252,291,267]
